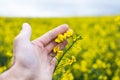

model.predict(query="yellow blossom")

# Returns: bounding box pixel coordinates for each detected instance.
[55,29,73,43]
[71,56,76,62]
[53,46,63,54]
[65,29,73,37]
[6,51,12,57]
[112,76,120,80]
[57,50,63,54]
[55,38,61,43]
[92,64,98,69]
[55,34,64,43]
[106,69,112,75]
[53,46,60,53]
[67,60,73,65]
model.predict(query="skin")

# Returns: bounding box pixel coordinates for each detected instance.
[0,23,69,80]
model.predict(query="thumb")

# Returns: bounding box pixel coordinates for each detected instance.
[15,23,32,42]
[13,23,32,65]
[20,23,32,40]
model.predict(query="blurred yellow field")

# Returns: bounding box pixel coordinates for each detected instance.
[0,16,120,80]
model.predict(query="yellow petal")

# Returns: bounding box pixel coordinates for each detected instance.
[58,34,64,41]
[57,50,63,54]
[63,33,67,39]
[55,38,61,43]
[66,29,73,37]
[53,46,60,53]
[72,56,76,62]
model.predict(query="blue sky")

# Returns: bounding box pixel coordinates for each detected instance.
[0,0,120,17]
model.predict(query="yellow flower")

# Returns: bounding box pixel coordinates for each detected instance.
[53,46,59,53]
[67,60,73,65]
[6,51,12,57]
[53,46,63,54]
[55,29,73,43]
[65,29,73,37]
[66,56,76,65]
[55,34,67,43]
[106,69,112,75]
[53,46,60,53]
[92,64,98,69]
[55,38,61,43]
[99,75,103,80]
[112,76,120,80]
[57,50,63,54]
[103,76,107,80]
[71,56,76,62]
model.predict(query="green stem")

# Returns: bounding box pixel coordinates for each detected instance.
[54,40,77,72]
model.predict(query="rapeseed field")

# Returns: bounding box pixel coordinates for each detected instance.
[0,16,120,80]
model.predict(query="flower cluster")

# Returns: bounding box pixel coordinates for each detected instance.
[55,29,73,43]
[53,29,73,54]
[67,56,76,65]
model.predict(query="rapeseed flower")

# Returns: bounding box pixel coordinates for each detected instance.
[55,29,73,43]
[67,60,73,65]
[67,56,76,65]
[53,46,63,54]
[55,34,66,43]
[65,29,73,37]
[71,56,76,62]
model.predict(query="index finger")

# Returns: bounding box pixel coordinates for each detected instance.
[33,24,69,46]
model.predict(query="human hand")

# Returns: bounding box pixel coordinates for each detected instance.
[0,23,69,80]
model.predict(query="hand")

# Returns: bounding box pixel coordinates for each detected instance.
[0,23,69,80]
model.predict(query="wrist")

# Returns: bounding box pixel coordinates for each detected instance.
[0,64,53,80]
[0,64,33,80]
